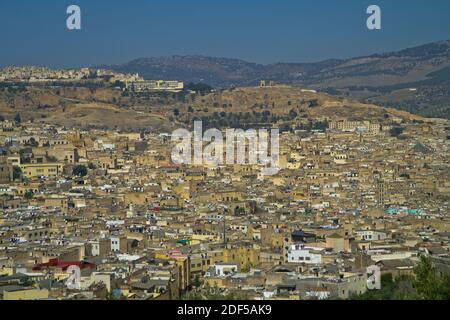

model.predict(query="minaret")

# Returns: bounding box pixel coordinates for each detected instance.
[315,211,322,224]
[223,209,227,245]
[126,204,136,218]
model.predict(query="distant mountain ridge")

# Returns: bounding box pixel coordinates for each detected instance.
[102,40,450,87]
[101,40,450,118]
[101,55,344,88]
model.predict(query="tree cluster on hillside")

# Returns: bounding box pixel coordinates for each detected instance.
[351,256,450,300]
[185,82,214,95]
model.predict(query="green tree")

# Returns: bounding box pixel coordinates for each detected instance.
[351,273,419,300]
[192,275,202,288]
[390,127,404,137]
[14,113,22,124]
[413,256,450,300]
[185,82,213,95]
[13,166,22,181]
[24,190,34,200]
[26,137,39,147]
[351,257,450,300]
[289,109,298,119]
[72,165,88,177]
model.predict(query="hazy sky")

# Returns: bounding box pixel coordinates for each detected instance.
[1,0,449,68]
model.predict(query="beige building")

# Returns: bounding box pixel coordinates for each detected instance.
[20,163,64,179]
[2,288,49,300]
[0,156,13,183]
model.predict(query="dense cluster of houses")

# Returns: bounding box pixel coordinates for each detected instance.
[0,117,449,300]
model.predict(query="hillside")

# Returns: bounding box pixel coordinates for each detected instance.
[1,85,433,132]
[172,86,426,130]
[0,87,177,131]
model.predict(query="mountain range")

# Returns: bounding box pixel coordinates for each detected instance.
[102,40,450,119]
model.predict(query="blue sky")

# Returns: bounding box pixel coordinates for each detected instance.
[1,0,449,68]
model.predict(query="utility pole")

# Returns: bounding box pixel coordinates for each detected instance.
[222,207,227,246]
[223,211,227,246]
